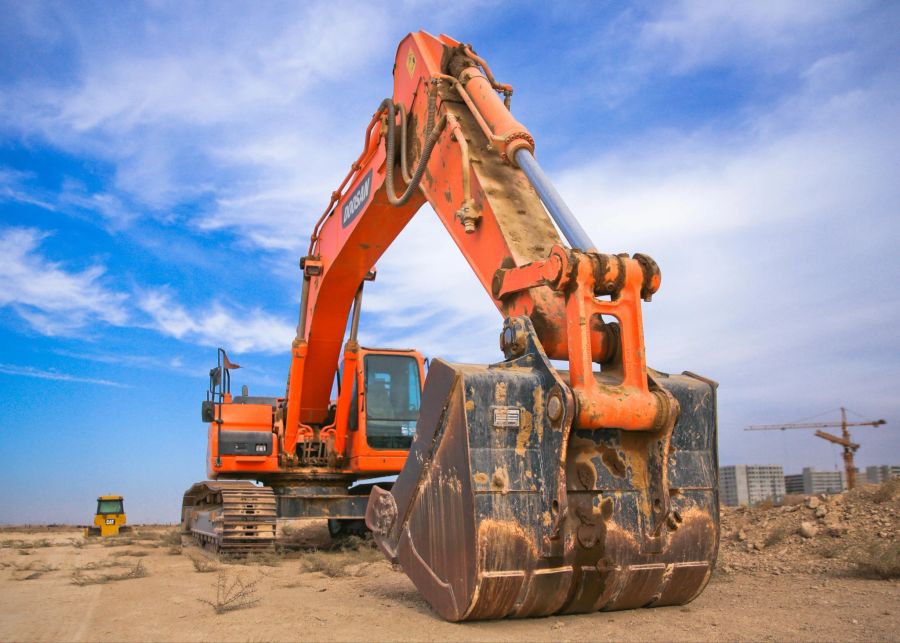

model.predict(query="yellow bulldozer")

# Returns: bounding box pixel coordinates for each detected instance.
[83,495,131,537]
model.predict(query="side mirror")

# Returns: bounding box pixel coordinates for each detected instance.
[201,400,215,423]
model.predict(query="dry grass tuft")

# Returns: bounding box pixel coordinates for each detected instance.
[1,538,53,549]
[71,560,147,585]
[161,529,183,547]
[297,551,353,577]
[219,549,283,567]
[101,537,135,548]
[817,541,841,559]
[13,560,59,573]
[764,524,793,547]
[846,539,900,579]
[110,549,149,558]
[873,478,900,504]
[75,559,121,571]
[200,571,261,614]
[168,546,183,556]
[191,556,220,573]
[297,539,382,578]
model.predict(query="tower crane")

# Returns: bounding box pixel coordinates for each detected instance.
[745,407,886,490]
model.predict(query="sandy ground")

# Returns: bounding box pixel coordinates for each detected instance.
[0,523,897,643]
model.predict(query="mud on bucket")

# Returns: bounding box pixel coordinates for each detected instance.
[365,318,719,621]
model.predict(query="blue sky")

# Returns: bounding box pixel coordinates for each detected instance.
[1,1,898,523]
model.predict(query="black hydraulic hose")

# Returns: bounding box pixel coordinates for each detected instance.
[380,91,445,206]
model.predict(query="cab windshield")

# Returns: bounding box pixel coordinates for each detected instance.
[97,499,124,515]
[364,354,421,449]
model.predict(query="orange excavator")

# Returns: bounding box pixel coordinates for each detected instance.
[181,31,720,621]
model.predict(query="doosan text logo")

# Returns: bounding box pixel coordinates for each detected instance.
[342,171,373,228]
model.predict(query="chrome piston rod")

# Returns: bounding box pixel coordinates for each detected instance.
[515,148,595,252]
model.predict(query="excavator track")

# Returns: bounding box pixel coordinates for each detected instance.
[181,481,276,555]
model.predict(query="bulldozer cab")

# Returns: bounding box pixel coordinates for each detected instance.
[84,495,130,538]
[97,496,124,515]
[344,348,425,472]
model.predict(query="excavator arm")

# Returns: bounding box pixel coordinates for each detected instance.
[285,32,673,454]
[283,31,719,621]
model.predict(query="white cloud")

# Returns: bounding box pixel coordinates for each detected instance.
[0,362,130,387]
[0,2,393,238]
[137,288,294,354]
[0,227,128,334]
[0,168,58,211]
[0,226,294,353]
[639,0,864,73]
[555,75,899,248]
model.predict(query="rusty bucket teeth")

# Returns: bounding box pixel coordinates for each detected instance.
[366,316,720,622]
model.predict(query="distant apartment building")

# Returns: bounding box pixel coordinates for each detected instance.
[783,467,847,495]
[784,474,805,495]
[866,465,900,484]
[719,465,786,506]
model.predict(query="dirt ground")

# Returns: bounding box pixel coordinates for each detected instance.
[1,484,898,642]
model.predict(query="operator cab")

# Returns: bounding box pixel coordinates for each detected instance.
[345,347,425,472]
[356,351,422,449]
[97,496,124,515]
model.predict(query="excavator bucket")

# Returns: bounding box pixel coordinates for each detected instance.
[366,317,719,621]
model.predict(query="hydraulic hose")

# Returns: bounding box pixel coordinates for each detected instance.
[381,91,446,206]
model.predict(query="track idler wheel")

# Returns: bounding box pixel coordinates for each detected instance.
[366,317,719,621]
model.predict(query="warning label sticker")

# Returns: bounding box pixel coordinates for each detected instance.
[492,406,521,428]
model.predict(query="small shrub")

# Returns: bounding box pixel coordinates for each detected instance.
[764,524,792,547]
[298,543,381,578]
[161,529,183,547]
[243,550,282,567]
[817,541,841,559]
[298,551,349,577]
[167,546,182,556]
[200,572,260,614]
[847,539,900,579]
[873,478,900,504]
[191,556,219,573]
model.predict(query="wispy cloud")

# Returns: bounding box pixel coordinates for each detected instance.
[0,227,128,334]
[0,2,395,247]
[639,0,866,73]
[0,362,130,387]
[0,225,293,353]
[0,168,58,211]
[136,288,294,354]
